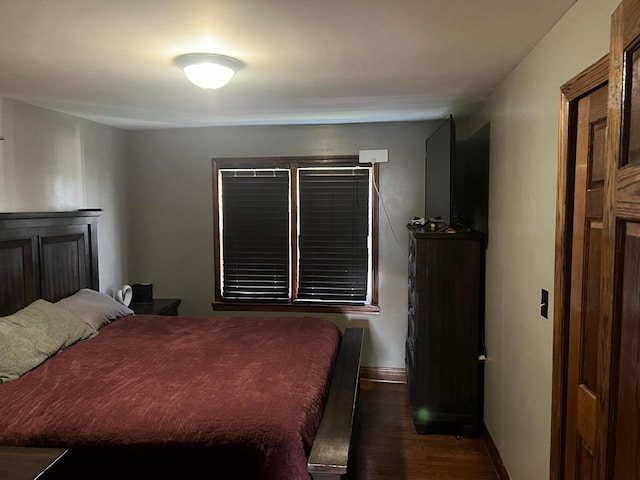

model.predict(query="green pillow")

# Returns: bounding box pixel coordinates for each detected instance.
[0,299,97,382]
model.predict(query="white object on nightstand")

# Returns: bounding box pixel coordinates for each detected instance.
[115,285,133,306]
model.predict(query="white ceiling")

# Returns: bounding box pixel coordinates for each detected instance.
[0,0,576,130]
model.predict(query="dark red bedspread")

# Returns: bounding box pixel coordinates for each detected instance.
[0,315,341,479]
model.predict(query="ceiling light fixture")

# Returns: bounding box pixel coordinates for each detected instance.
[174,53,244,89]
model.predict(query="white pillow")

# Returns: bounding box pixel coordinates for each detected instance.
[56,288,134,330]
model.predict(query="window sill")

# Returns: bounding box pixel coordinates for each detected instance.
[211,301,380,315]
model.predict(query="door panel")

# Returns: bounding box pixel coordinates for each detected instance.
[601,2,640,478]
[626,47,640,166]
[612,223,640,479]
[581,222,602,393]
[576,385,597,448]
[589,120,607,185]
[565,84,607,480]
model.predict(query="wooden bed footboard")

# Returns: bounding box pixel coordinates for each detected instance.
[308,327,364,480]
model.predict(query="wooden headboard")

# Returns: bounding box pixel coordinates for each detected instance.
[0,210,101,316]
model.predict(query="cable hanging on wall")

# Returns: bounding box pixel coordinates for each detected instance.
[372,175,408,262]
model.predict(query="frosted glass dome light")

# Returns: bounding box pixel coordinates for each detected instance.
[174,53,243,89]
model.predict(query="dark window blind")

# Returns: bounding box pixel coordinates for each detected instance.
[221,170,290,300]
[298,168,370,302]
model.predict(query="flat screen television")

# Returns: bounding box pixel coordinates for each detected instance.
[456,122,490,235]
[424,115,489,235]
[425,115,457,226]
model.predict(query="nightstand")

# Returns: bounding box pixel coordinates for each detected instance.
[0,446,68,480]
[129,298,181,316]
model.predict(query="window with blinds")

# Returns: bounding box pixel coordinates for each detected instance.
[298,167,370,303]
[220,169,290,301]
[213,156,378,311]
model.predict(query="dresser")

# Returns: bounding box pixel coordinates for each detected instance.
[406,227,483,436]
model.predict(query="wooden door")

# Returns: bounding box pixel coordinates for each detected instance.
[551,55,608,480]
[564,84,608,480]
[552,2,640,478]
[600,1,640,478]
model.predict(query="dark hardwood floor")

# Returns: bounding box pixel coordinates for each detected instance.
[354,380,498,480]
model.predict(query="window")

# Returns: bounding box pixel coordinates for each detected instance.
[212,156,379,313]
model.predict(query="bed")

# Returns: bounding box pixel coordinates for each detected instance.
[0,211,363,479]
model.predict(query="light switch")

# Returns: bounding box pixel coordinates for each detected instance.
[540,289,549,318]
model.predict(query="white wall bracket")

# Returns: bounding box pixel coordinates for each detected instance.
[359,149,388,163]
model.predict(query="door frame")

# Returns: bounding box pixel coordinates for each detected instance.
[550,54,609,480]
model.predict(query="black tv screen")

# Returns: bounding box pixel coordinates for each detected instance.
[425,115,456,225]
[456,122,490,235]
[424,116,490,235]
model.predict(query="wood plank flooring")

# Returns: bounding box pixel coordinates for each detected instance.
[354,380,498,480]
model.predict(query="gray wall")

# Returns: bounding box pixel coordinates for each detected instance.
[0,97,129,295]
[127,121,437,368]
[457,0,619,478]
